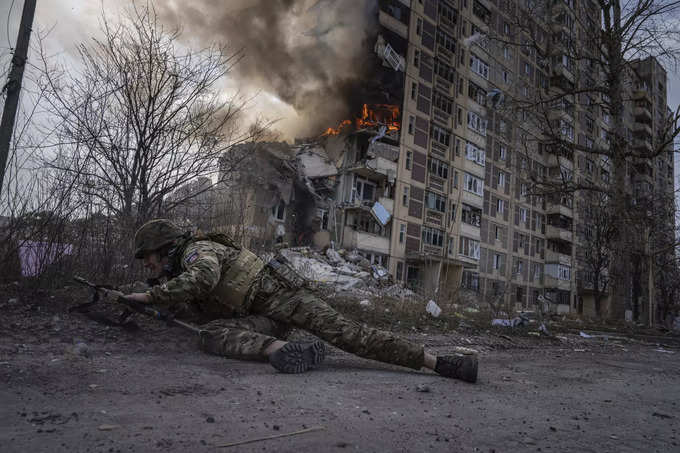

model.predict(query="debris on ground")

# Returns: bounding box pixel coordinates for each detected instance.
[426,300,442,318]
[492,316,528,328]
[415,384,431,393]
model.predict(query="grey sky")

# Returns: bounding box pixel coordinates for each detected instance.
[1,0,679,190]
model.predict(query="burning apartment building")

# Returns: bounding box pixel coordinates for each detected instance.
[207,0,674,319]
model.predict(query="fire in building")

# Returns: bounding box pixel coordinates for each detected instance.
[179,0,675,323]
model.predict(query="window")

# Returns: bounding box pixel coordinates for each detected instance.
[433,90,454,114]
[272,200,286,221]
[354,177,376,202]
[467,111,487,135]
[500,120,507,133]
[461,203,481,226]
[524,62,531,75]
[450,202,457,221]
[585,158,594,174]
[465,142,486,166]
[422,226,445,247]
[317,208,329,230]
[464,172,484,196]
[519,207,528,223]
[406,151,413,169]
[402,186,409,207]
[494,225,501,240]
[414,49,420,67]
[437,29,456,52]
[396,261,404,281]
[425,190,447,213]
[559,120,574,142]
[497,198,506,214]
[434,58,455,82]
[468,81,487,106]
[546,263,571,281]
[459,236,481,259]
[470,54,490,79]
[493,254,502,270]
[447,237,455,256]
[408,116,415,135]
[461,271,480,291]
[411,82,417,100]
[431,124,452,146]
[503,46,511,60]
[416,17,423,35]
[428,157,449,178]
[499,145,507,161]
[498,171,506,187]
[399,224,406,244]
[502,70,511,84]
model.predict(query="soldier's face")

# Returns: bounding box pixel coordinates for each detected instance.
[142,252,167,276]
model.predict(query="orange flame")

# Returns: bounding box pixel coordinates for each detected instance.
[322,104,400,136]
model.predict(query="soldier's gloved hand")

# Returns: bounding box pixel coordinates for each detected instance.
[97,288,124,304]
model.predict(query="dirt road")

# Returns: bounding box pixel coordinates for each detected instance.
[1,294,679,452]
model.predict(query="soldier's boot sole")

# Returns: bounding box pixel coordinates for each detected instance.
[269,340,326,374]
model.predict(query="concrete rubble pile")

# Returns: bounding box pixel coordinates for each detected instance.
[275,246,417,300]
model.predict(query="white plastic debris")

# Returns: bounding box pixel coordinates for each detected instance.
[325,248,343,265]
[654,348,675,354]
[359,299,372,308]
[371,201,391,226]
[579,331,593,338]
[486,88,505,109]
[492,317,527,327]
[426,300,442,318]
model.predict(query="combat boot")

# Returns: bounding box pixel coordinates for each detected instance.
[434,353,478,383]
[269,340,326,374]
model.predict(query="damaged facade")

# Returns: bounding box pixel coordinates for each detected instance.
[208,0,675,320]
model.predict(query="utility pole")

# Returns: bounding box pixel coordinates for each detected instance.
[0,0,37,198]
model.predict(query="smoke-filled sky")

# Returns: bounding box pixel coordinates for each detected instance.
[2,0,680,145]
[0,0,383,140]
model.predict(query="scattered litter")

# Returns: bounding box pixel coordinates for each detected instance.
[492,317,527,327]
[426,300,442,318]
[538,323,551,336]
[216,426,325,448]
[415,384,431,393]
[98,424,120,431]
[573,349,587,352]
[654,348,675,354]
[464,307,479,313]
[359,300,372,308]
[88,384,99,389]
[579,332,593,338]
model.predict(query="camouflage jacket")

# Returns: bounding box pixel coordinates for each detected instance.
[148,239,265,317]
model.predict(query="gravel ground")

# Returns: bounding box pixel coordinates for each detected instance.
[1,289,679,452]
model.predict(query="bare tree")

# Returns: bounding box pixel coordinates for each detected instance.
[36,3,255,228]
[575,191,614,317]
[477,0,680,319]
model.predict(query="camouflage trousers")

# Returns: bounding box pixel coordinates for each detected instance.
[198,270,425,370]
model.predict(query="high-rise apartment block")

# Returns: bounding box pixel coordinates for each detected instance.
[374,0,675,319]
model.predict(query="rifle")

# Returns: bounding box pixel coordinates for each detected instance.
[70,276,201,334]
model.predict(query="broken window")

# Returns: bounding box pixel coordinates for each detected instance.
[272,200,285,221]
[425,190,447,213]
[399,224,406,243]
[402,186,410,207]
[467,111,487,136]
[468,80,487,106]
[354,177,376,202]
[465,142,485,166]
[430,124,451,146]
[408,116,415,135]
[434,58,455,82]
[437,29,456,53]
[433,90,453,114]
[461,203,482,227]
[406,150,412,169]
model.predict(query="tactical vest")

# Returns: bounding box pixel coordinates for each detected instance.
[169,233,265,312]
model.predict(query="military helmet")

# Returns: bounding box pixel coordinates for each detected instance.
[134,219,184,259]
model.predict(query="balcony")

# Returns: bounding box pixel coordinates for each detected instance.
[633,122,652,138]
[551,64,575,85]
[634,106,652,123]
[633,138,652,153]
[347,156,397,181]
[545,275,571,291]
[462,158,485,179]
[546,225,572,242]
[546,203,573,217]
[548,108,575,123]
[378,10,407,39]
[545,249,571,266]
[632,89,651,104]
[342,227,390,254]
[461,190,484,208]
[460,222,481,241]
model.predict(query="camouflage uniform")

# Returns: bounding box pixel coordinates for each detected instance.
[148,238,425,370]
